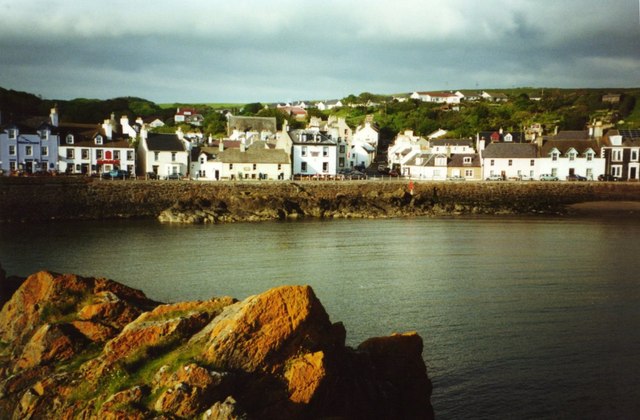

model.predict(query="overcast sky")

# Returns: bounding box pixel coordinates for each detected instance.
[1,0,639,104]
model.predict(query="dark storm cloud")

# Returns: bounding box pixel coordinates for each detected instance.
[0,0,638,103]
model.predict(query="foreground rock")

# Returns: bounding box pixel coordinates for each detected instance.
[0,270,434,419]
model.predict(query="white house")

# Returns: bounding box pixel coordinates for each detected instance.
[538,132,605,180]
[348,142,376,170]
[290,129,340,176]
[191,141,291,181]
[410,91,461,104]
[138,133,189,178]
[315,100,343,111]
[352,121,379,150]
[480,142,539,180]
[58,116,136,175]
[429,138,476,155]
[403,153,449,180]
[387,130,429,171]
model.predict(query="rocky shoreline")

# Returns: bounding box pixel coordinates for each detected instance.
[1,177,639,223]
[0,268,434,419]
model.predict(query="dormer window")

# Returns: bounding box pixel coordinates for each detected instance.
[66,134,74,144]
[586,151,594,161]
[551,152,559,161]
[504,133,513,142]
[40,130,48,140]
[463,156,472,164]
[9,129,18,139]
[95,135,103,145]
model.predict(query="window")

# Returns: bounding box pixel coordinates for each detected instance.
[200,157,205,164]
[339,145,346,153]
[463,157,472,164]
[96,150,103,159]
[464,169,473,177]
[66,149,75,159]
[41,146,48,156]
[612,149,623,161]
[322,162,329,172]
[508,159,512,166]
[40,130,48,140]
[530,159,535,166]
[612,165,623,177]
[229,163,234,170]
[171,152,176,162]
[586,168,593,179]
[81,149,89,159]
[154,152,159,161]
[631,149,639,161]
[551,168,558,177]
[252,164,257,170]
[301,162,307,172]
[9,129,18,139]
[25,146,33,156]
[551,152,558,161]
[339,157,345,167]
[490,159,495,166]
[127,150,134,161]
[10,161,17,171]
[301,146,307,157]
[66,134,74,144]
[8,145,16,156]
[586,153,593,162]
[323,146,329,157]
[114,150,120,160]
[568,152,576,161]
[95,135,103,145]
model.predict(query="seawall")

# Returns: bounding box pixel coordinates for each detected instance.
[1,177,639,223]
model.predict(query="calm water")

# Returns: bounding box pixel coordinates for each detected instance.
[1,216,639,419]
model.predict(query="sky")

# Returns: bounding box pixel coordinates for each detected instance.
[1,0,639,104]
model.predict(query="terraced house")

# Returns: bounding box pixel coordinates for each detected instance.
[0,107,60,175]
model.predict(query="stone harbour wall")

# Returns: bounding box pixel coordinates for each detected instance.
[1,177,639,223]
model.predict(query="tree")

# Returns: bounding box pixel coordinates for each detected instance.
[240,103,263,115]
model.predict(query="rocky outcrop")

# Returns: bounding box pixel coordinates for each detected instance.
[0,270,434,419]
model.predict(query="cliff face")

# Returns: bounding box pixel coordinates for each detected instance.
[1,177,639,223]
[0,270,434,419]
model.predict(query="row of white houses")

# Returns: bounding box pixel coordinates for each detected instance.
[2,108,638,182]
[391,128,640,182]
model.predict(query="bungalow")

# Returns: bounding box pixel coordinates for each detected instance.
[191,141,291,181]
[481,91,509,102]
[315,100,343,111]
[410,91,461,104]
[0,107,60,175]
[538,131,605,181]
[138,132,189,179]
[481,142,539,180]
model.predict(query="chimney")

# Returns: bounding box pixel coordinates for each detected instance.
[50,106,59,127]
[176,127,184,141]
[218,140,224,152]
[240,139,246,152]
[102,119,113,140]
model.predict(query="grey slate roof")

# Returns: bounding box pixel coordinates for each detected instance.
[482,142,538,158]
[146,133,185,152]
[540,139,600,156]
[227,116,277,134]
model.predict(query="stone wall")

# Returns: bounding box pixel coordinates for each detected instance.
[1,177,639,223]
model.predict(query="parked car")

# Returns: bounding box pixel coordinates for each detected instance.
[566,174,587,181]
[517,174,532,181]
[539,174,559,181]
[485,174,503,181]
[166,173,183,180]
[146,172,158,180]
[109,169,130,179]
[598,174,620,181]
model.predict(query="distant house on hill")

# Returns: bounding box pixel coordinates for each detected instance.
[410,91,461,104]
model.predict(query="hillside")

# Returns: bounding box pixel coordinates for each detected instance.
[2,85,639,142]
